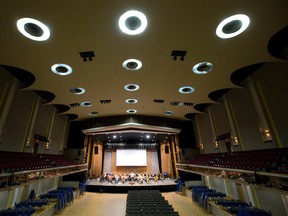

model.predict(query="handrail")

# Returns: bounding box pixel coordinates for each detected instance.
[0,164,88,178]
[176,163,288,179]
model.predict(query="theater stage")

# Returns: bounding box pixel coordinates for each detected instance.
[86,179,178,193]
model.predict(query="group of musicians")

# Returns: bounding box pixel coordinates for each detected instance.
[97,172,169,184]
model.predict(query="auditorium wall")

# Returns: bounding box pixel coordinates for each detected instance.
[194,62,285,154]
[251,62,288,148]
[0,68,70,154]
[90,143,103,178]
[2,89,38,152]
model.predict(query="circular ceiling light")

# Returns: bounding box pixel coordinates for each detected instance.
[127,109,137,114]
[164,111,174,115]
[122,59,142,70]
[51,64,73,76]
[80,101,92,107]
[70,87,85,95]
[193,62,214,74]
[170,101,183,106]
[216,14,250,39]
[125,99,138,104]
[17,18,50,41]
[89,111,98,116]
[124,84,140,91]
[179,86,195,94]
[119,10,147,35]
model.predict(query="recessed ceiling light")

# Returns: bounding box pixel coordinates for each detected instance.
[125,99,138,104]
[80,101,92,107]
[124,84,140,91]
[122,59,142,70]
[216,14,250,39]
[17,18,50,41]
[170,101,184,106]
[164,111,174,115]
[179,86,195,94]
[70,87,85,95]
[126,109,137,114]
[127,109,137,114]
[51,64,73,76]
[193,62,214,74]
[119,10,147,35]
[89,111,98,116]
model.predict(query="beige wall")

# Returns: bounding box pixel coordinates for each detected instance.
[160,142,172,175]
[90,143,103,178]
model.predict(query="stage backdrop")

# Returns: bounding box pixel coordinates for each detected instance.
[103,149,159,174]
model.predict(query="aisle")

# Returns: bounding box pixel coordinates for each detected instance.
[57,192,127,216]
[57,192,213,216]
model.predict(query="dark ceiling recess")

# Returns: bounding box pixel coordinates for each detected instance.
[208,88,231,102]
[1,65,35,88]
[230,63,265,86]
[184,113,196,120]
[34,90,55,103]
[178,120,197,148]
[66,114,79,121]
[171,50,187,61]
[79,51,95,62]
[67,121,84,148]
[100,100,111,104]
[184,102,193,107]
[268,26,288,60]
[194,103,211,112]
[153,99,164,104]
[24,23,44,37]
[53,104,70,114]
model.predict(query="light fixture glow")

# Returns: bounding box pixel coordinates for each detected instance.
[164,111,174,115]
[80,101,92,107]
[127,109,137,114]
[124,84,140,91]
[125,99,138,104]
[119,10,147,35]
[193,62,214,74]
[70,87,85,95]
[122,59,142,70]
[89,112,98,116]
[51,64,73,76]
[179,86,195,94]
[216,14,250,39]
[17,18,50,41]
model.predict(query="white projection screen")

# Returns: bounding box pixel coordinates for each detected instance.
[116,149,147,166]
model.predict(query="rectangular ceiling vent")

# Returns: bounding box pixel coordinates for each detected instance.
[70,103,80,108]
[100,100,112,104]
[153,99,164,104]
[184,102,194,107]
[79,51,95,62]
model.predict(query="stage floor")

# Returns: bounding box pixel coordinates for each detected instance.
[86,179,178,193]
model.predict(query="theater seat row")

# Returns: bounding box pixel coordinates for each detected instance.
[0,151,78,173]
[186,148,288,174]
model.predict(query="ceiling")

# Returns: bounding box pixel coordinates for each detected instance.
[0,1,287,143]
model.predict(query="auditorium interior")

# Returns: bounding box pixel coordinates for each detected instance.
[0,1,288,216]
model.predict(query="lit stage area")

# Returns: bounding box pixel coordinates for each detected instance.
[86,178,178,193]
[85,139,180,193]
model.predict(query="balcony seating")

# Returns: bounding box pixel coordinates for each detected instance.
[0,151,78,174]
[186,148,288,174]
